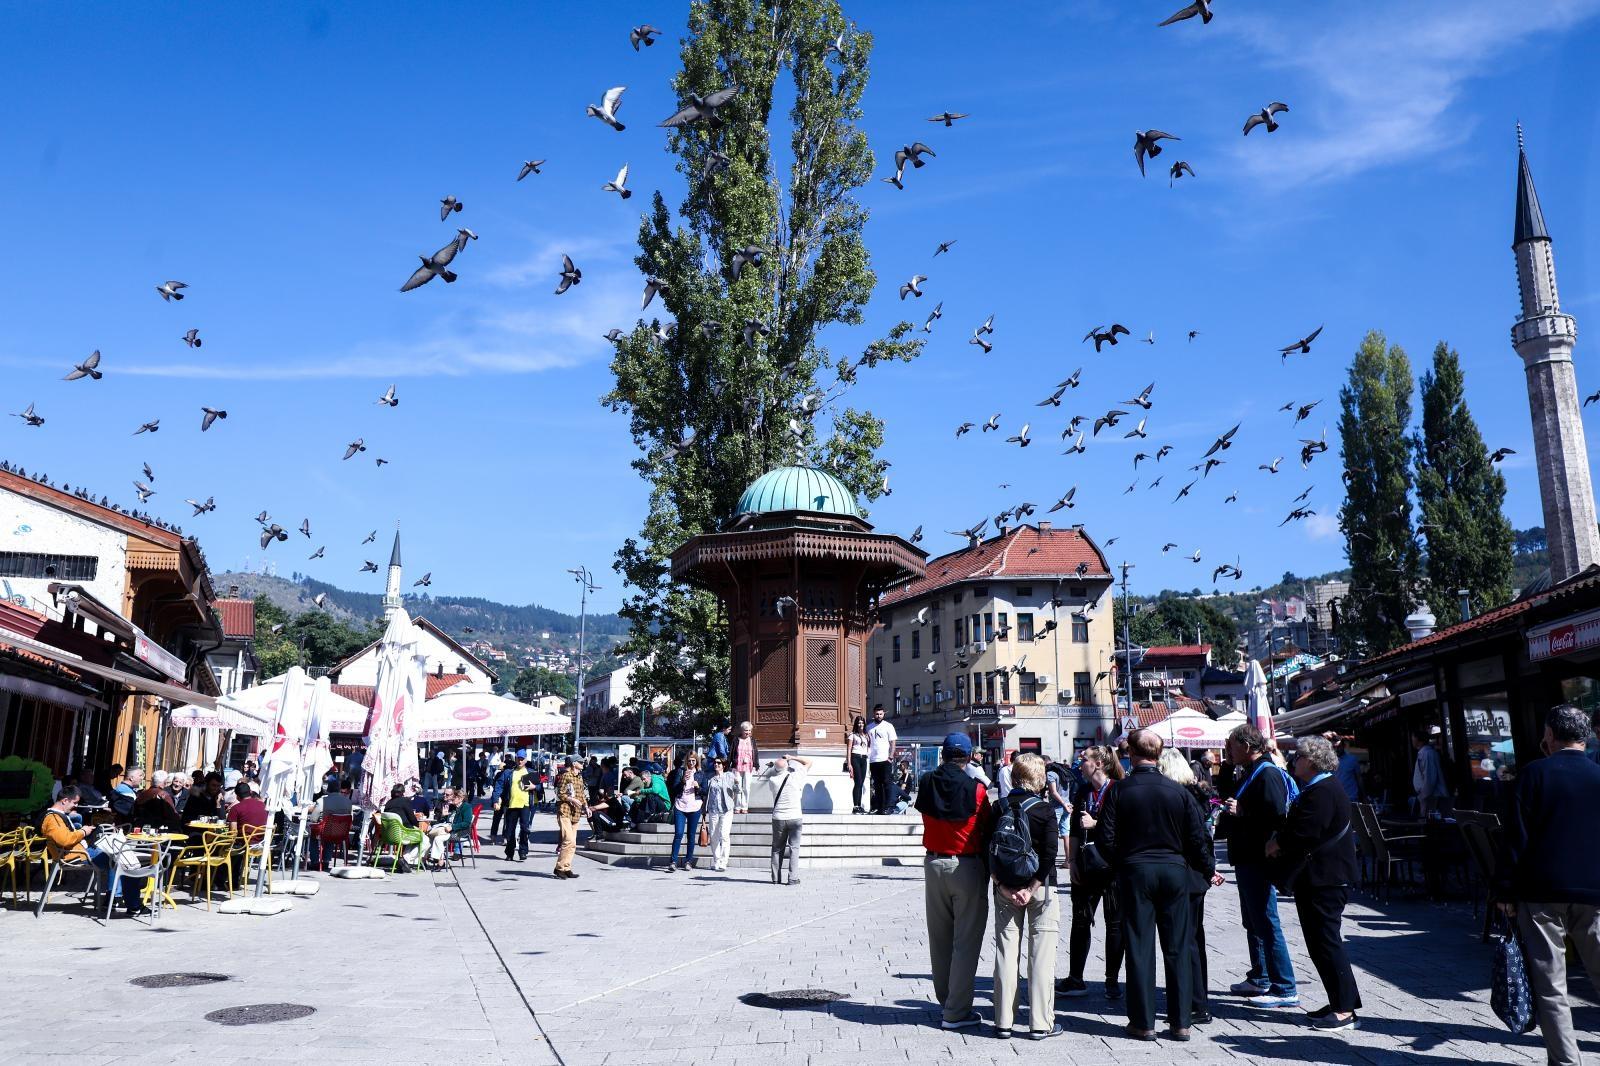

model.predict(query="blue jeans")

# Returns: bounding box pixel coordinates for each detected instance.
[1234,862,1297,996]
[670,809,701,866]
[90,849,146,913]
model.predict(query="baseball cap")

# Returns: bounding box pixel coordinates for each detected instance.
[941,732,973,756]
[563,755,579,767]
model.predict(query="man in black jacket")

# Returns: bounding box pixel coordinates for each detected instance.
[1217,723,1299,1007]
[1267,735,1361,1030]
[1100,729,1215,1041]
[1500,705,1600,1066]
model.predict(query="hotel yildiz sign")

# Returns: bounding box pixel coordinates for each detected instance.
[1527,608,1600,662]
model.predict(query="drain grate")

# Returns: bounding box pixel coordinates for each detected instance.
[739,989,846,1010]
[130,973,231,989]
[205,1003,316,1026]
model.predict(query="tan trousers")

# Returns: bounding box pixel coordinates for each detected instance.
[924,854,989,1023]
[555,812,580,873]
[993,882,1060,1033]
[1520,902,1600,1066]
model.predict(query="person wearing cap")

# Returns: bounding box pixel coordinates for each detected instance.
[502,756,534,862]
[915,732,993,1031]
[1411,725,1452,819]
[555,756,591,879]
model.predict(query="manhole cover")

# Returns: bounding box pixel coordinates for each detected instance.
[204,1003,316,1026]
[739,989,846,1010]
[130,973,231,989]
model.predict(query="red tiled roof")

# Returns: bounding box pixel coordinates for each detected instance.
[880,523,1109,608]
[328,617,499,685]
[1129,697,1210,728]
[1141,645,1212,659]
[212,598,255,640]
[328,672,469,710]
[0,639,84,681]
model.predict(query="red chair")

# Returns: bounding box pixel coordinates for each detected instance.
[315,814,354,870]
[468,805,483,851]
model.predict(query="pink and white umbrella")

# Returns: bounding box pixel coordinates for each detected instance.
[357,607,426,812]
[1245,659,1273,739]
[300,676,337,799]
[258,666,310,814]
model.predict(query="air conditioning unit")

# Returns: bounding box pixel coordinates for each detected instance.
[1057,691,1073,704]
[1035,674,1052,687]
[970,641,987,655]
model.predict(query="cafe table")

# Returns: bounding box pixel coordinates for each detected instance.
[126,831,189,911]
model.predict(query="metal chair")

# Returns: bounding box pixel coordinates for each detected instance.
[96,839,170,925]
[174,833,234,909]
[1357,803,1423,901]
[33,855,94,917]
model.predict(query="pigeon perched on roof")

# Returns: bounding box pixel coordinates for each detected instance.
[156,280,187,302]
[1133,130,1180,176]
[517,159,545,180]
[200,407,227,432]
[1243,102,1290,135]
[65,351,102,381]
[586,86,627,131]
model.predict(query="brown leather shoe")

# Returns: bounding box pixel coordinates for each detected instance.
[1124,1025,1157,1041]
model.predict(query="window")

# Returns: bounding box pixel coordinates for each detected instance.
[933,680,943,706]
[892,635,901,662]
[1072,617,1089,643]
[883,611,892,629]
[955,675,967,706]
[953,591,963,605]
[911,630,921,660]
[1015,586,1033,598]
[913,682,921,708]
[892,686,902,715]
[975,585,989,596]
[1019,672,1037,703]
[1074,671,1092,704]
[954,618,965,645]
[998,673,1011,702]
[875,655,883,687]
[997,612,1009,640]
[971,614,981,643]
[1018,612,1035,642]
[983,613,994,642]
[0,552,98,581]
[973,671,984,703]
[1069,584,1086,597]
[931,624,941,654]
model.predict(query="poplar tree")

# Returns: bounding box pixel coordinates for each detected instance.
[1414,341,1514,623]
[602,0,921,724]
[1337,330,1418,654]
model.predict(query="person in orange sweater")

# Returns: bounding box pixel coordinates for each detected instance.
[40,787,147,916]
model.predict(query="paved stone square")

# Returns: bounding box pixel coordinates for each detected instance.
[3,817,1594,1065]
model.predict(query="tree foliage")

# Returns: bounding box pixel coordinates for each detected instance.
[509,666,576,702]
[602,0,920,719]
[1337,331,1419,654]
[1115,597,1240,658]
[1414,341,1514,623]
[248,594,381,678]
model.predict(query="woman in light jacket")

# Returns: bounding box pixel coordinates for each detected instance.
[702,756,738,871]
[990,753,1064,1040]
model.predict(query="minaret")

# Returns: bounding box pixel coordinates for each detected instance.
[1511,127,1600,583]
[383,529,403,618]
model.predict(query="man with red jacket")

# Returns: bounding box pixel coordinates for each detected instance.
[916,732,993,1030]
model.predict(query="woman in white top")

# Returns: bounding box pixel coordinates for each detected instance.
[846,716,870,815]
[667,752,705,871]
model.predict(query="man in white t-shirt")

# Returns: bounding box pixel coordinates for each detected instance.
[758,755,812,885]
[866,704,898,815]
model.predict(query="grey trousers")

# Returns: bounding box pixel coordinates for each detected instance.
[1520,902,1600,1066]
[771,818,802,883]
[925,854,989,1023]
[993,882,1060,1033]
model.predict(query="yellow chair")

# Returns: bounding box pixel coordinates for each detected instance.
[235,824,271,891]
[0,829,23,906]
[174,835,234,909]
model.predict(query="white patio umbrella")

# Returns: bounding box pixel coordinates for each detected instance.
[357,608,426,858]
[1244,659,1272,739]
[253,666,310,896]
[287,677,338,878]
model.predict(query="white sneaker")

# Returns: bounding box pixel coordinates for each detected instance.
[1252,994,1301,1008]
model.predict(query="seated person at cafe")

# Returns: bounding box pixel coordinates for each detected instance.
[423,788,473,868]
[306,778,354,867]
[383,783,423,868]
[227,782,268,834]
[181,772,227,826]
[40,786,147,916]
[111,767,143,820]
[133,771,185,831]
[74,766,107,809]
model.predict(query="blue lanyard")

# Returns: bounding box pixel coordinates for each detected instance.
[1087,783,1109,814]
[1308,772,1332,788]
[1239,758,1274,795]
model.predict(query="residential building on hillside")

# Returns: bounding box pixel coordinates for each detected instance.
[327,615,499,690]
[869,521,1116,763]
[579,660,668,716]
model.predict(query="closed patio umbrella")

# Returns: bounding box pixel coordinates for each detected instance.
[1245,659,1272,739]
[253,667,309,896]
[357,608,426,860]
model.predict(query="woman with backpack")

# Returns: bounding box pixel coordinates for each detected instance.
[1060,746,1126,1001]
[988,753,1064,1040]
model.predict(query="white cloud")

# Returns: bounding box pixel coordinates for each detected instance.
[1222,0,1600,184]
[1303,512,1340,541]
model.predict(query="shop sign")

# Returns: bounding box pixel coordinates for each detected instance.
[966,704,1015,722]
[1456,655,1505,688]
[1398,684,1437,708]
[1528,608,1600,662]
[134,632,185,681]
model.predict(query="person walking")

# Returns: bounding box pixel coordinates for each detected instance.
[867,704,898,814]
[916,732,992,1031]
[1498,705,1600,1066]
[732,721,759,814]
[1099,730,1215,1042]
[1218,723,1299,1007]
[1060,746,1126,1001]
[1411,726,1453,819]
[989,753,1064,1040]
[554,756,589,879]
[703,756,737,871]
[501,756,534,862]
[756,754,811,885]
[847,715,870,814]
[1159,749,1223,1026]
[1266,735,1362,1031]
[488,754,514,843]
[667,752,705,871]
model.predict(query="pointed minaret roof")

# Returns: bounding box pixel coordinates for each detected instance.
[1514,125,1549,246]
[389,529,402,568]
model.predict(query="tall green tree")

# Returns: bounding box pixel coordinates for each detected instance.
[1337,330,1419,654]
[602,1,920,723]
[1115,597,1239,656]
[1414,342,1514,623]
[509,666,576,702]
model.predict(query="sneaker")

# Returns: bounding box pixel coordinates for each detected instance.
[1191,1011,1213,1025]
[1056,977,1089,998]
[1310,1012,1359,1031]
[1306,1005,1334,1019]
[993,1025,1011,1039]
[1252,993,1301,1008]
[1105,981,1122,1001]
[1229,980,1268,996]
[940,1011,982,1031]
[1027,1025,1066,1041]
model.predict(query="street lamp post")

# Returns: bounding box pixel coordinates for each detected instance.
[1119,562,1136,712]
[567,566,600,759]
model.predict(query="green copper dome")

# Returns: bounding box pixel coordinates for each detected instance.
[734,466,862,520]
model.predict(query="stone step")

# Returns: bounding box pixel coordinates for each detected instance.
[587,837,926,855]
[583,850,920,870]
[600,830,925,846]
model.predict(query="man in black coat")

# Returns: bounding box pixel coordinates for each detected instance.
[1267,735,1362,1030]
[1100,729,1216,1042]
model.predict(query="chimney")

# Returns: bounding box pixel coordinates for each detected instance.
[1457,588,1472,622]
[1404,603,1437,642]
[228,585,239,597]
[1037,520,1052,534]
[435,663,444,678]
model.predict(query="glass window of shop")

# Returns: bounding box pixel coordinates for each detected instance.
[1462,693,1516,800]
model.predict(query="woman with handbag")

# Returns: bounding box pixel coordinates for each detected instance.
[846,716,870,814]
[667,752,705,871]
[1265,735,1362,1031]
[1059,746,1126,1000]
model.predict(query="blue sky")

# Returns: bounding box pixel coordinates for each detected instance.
[4,1,1600,612]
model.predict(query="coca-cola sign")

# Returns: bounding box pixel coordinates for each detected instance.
[452,707,491,722]
[1527,608,1600,662]
[1549,625,1578,656]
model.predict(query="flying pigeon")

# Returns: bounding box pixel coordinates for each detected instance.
[642,276,669,310]
[1123,417,1148,440]
[1188,549,1202,563]
[982,414,1001,433]
[976,314,996,336]
[1243,102,1290,135]
[362,530,377,544]
[602,163,632,199]
[438,196,464,221]
[660,88,738,128]
[343,439,366,460]
[1174,480,1196,501]
[297,518,311,538]
[1083,324,1130,351]
[1093,410,1128,436]
[1134,130,1180,176]
[1048,486,1078,512]
[1200,457,1225,477]
[182,329,202,348]
[1585,389,1600,407]
[825,32,845,56]
[1279,325,1324,356]
[1124,480,1138,495]
[741,319,771,347]
[400,233,470,292]
[586,86,627,131]
[360,560,379,573]
[1295,401,1320,423]
[254,510,271,524]
[922,301,944,332]
[774,595,797,618]
[1260,457,1283,473]
[377,384,398,407]
[946,519,989,541]
[1169,161,1195,187]
[260,524,289,548]
[955,421,975,437]
[1224,491,1239,504]
[910,525,923,544]
[651,320,670,343]
[926,111,969,126]
[895,143,936,171]
[132,481,155,503]
[155,280,187,302]
[1124,383,1155,409]
[517,159,545,180]
[65,351,102,381]
[731,245,764,279]
[200,407,227,432]
[1142,331,1156,345]
[1159,0,1214,25]
[1156,444,1173,460]
[968,333,992,354]
[309,546,324,560]
[1062,368,1082,389]
[1293,485,1314,503]
[1037,386,1068,408]
[899,274,927,300]
[414,572,432,587]
[882,167,905,191]
[1203,423,1240,457]
[934,240,957,257]
[313,593,329,609]
[1188,330,1201,342]
[134,419,159,435]
[629,24,661,49]
[602,329,625,343]
[1006,423,1031,448]
[1489,447,1516,464]
[555,254,583,295]
[186,496,215,516]
[375,457,389,467]
[142,462,154,482]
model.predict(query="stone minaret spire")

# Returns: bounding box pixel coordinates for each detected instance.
[383,528,403,618]
[1511,128,1600,583]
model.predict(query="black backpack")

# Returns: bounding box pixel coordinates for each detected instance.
[989,794,1043,887]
